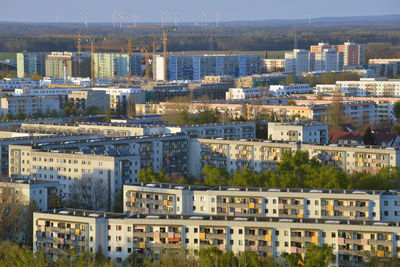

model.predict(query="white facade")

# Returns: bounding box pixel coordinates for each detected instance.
[0,96,61,116]
[14,87,90,97]
[336,78,400,97]
[8,145,140,206]
[0,179,59,211]
[34,208,400,265]
[225,87,266,100]
[269,84,313,96]
[153,55,165,81]
[285,49,310,74]
[312,49,342,72]
[267,122,328,144]
[124,183,400,222]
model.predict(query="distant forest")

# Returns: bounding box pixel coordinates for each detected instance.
[0,21,399,60]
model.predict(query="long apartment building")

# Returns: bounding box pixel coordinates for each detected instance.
[316,78,400,97]
[123,183,400,222]
[154,54,261,81]
[0,134,100,176]
[27,134,191,178]
[20,121,256,139]
[193,138,400,176]
[34,209,400,265]
[155,100,375,125]
[0,96,61,116]
[8,145,140,207]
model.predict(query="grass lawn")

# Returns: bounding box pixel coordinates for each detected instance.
[0,52,17,61]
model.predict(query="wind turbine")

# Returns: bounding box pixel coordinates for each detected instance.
[132,10,139,26]
[173,12,179,26]
[119,11,124,28]
[84,13,88,28]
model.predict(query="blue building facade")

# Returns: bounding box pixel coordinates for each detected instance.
[167,55,260,80]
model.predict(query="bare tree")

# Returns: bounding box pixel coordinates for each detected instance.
[0,186,37,246]
[68,177,108,211]
[127,93,136,118]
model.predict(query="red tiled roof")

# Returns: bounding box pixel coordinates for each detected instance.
[329,131,364,143]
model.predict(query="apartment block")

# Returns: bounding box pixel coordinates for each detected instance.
[267,122,328,144]
[17,52,49,78]
[33,209,400,265]
[154,54,260,81]
[28,134,191,178]
[0,78,39,89]
[45,52,91,78]
[8,145,140,206]
[285,49,310,74]
[0,179,59,211]
[93,53,141,78]
[225,87,266,100]
[193,138,400,176]
[0,96,61,116]
[0,134,101,176]
[262,59,285,72]
[20,121,256,139]
[68,90,110,112]
[15,87,90,108]
[268,84,313,96]
[92,88,145,114]
[123,183,400,222]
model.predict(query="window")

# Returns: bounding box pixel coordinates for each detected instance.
[116,247,122,252]
[239,229,243,234]
[331,232,336,238]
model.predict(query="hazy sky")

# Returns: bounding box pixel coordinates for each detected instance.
[1,0,399,23]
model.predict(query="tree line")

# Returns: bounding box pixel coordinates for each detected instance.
[140,151,400,191]
[2,240,398,267]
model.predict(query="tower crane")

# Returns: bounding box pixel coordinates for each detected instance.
[42,33,97,87]
[122,25,177,81]
[41,33,93,53]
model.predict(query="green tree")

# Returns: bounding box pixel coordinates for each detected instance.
[393,101,400,122]
[49,109,59,117]
[105,108,112,122]
[5,113,14,120]
[31,73,43,81]
[15,110,25,121]
[237,251,263,267]
[280,252,303,267]
[0,242,46,266]
[303,243,335,267]
[86,105,102,115]
[202,165,230,186]
[287,100,296,106]
[138,168,169,183]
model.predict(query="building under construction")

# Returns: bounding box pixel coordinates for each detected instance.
[45,52,91,79]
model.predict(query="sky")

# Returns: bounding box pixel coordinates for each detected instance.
[1,0,399,23]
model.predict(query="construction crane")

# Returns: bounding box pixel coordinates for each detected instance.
[42,33,96,86]
[41,33,93,52]
[81,41,153,80]
[122,25,177,81]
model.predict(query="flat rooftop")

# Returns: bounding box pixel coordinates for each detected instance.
[37,208,400,227]
[128,182,393,196]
